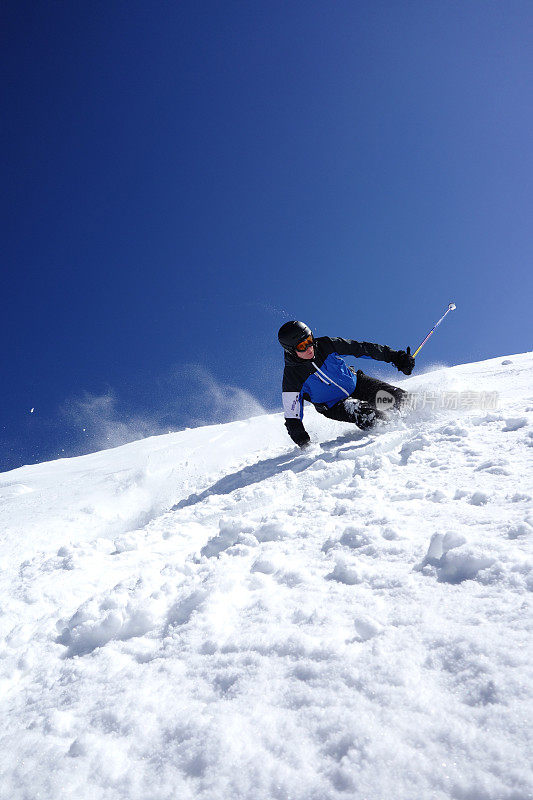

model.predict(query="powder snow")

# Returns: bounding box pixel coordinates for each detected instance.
[0,354,532,800]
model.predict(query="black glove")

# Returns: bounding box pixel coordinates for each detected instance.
[285,418,311,448]
[391,346,415,375]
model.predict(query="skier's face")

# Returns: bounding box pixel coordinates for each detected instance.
[296,341,315,360]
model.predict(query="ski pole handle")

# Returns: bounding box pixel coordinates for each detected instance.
[412,303,456,358]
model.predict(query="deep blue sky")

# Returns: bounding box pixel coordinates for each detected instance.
[2,1,532,471]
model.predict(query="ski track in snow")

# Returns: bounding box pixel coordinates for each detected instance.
[0,353,532,800]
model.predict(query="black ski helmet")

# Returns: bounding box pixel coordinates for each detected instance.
[278,320,313,353]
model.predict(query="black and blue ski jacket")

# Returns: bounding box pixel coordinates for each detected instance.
[282,336,395,446]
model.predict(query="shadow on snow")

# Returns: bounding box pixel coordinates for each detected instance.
[171,428,372,511]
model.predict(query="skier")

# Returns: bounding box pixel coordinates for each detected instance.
[278,321,415,448]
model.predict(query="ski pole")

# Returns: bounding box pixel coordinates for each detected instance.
[412,302,456,358]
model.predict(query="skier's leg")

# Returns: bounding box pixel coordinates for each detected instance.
[353,369,407,410]
[315,399,377,430]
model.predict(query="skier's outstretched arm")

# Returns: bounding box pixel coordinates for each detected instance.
[323,337,415,375]
[282,390,311,448]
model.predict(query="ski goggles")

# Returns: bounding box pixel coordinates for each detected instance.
[295,335,314,352]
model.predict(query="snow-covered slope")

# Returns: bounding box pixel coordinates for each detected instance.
[1,354,532,800]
